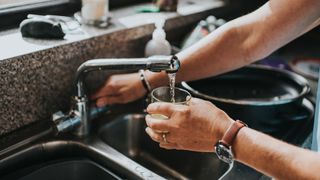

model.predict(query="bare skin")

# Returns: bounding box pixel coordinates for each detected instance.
[145,98,233,152]
[91,73,147,106]
[146,99,320,180]
[92,0,320,179]
[92,0,320,105]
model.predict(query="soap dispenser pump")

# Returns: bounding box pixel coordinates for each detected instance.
[145,19,172,57]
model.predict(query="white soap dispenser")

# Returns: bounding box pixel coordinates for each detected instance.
[145,19,172,57]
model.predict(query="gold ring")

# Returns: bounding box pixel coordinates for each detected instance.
[162,133,168,143]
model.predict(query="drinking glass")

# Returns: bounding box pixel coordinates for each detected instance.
[150,86,191,120]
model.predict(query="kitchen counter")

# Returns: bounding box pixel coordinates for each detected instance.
[0,0,226,61]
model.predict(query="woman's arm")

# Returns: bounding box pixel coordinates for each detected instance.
[145,98,320,179]
[234,127,320,179]
[92,0,320,106]
[146,0,320,88]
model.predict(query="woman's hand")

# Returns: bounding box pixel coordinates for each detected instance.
[91,73,147,107]
[145,98,233,152]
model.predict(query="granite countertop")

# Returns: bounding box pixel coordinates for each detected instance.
[0,0,225,61]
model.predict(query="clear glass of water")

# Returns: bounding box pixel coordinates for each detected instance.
[150,86,191,120]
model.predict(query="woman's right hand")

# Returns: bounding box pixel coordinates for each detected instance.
[91,73,147,107]
[145,98,233,152]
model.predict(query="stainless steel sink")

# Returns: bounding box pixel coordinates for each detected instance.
[99,114,229,180]
[0,138,165,180]
[0,109,265,180]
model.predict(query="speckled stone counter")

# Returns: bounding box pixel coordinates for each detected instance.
[0,0,229,136]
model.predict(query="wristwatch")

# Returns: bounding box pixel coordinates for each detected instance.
[215,120,247,164]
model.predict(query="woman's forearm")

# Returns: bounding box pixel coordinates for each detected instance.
[146,0,320,89]
[146,8,271,87]
[175,21,254,82]
[146,20,255,88]
[234,127,320,179]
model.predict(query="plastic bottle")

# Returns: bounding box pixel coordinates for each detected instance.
[145,19,172,57]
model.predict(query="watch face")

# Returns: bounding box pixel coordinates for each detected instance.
[215,143,234,164]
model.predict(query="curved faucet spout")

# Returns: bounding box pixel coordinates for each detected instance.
[63,55,180,137]
[75,55,180,98]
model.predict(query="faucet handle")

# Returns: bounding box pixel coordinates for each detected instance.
[52,111,81,134]
[52,111,66,123]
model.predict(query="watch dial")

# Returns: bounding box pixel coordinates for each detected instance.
[215,144,233,164]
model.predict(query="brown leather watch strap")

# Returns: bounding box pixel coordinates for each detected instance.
[220,120,247,147]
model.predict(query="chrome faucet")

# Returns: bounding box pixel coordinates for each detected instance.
[52,55,180,137]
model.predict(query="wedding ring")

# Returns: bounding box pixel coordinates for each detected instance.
[162,133,168,143]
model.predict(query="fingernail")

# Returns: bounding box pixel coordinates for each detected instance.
[145,119,150,127]
[146,105,152,113]
[147,105,158,114]
[145,127,149,133]
[96,101,105,107]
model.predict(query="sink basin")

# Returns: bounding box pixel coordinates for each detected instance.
[0,138,164,180]
[5,159,120,180]
[0,141,123,180]
[99,114,229,180]
[0,110,268,180]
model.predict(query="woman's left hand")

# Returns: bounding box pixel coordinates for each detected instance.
[145,98,233,152]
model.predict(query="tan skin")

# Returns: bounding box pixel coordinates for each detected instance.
[92,0,320,179]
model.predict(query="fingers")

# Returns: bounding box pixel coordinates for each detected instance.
[145,127,172,142]
[160,143,179,150]
[189,97,208,105]
[91,80,118,100]
[145,115,172,132]
[147,102,176,117]
[145,127,179,150]
[145,127,163,143]
[95,95,127,107]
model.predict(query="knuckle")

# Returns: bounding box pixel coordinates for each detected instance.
[120,95,130,103]
[101,98,108,105]
[162,145,173,150]
[204,100,213,106]
[164,106,173,114]
[151,132,161,142]
[107,83,115,91]
[108,78,118,88]
[148,122,157,129]
[176,144,183,150]
[117,95,126,103]
[155,135,162,142]
[179,107,191,116]
[153,103,161,112]
[216,110,227,119]
[158,103,167,111]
